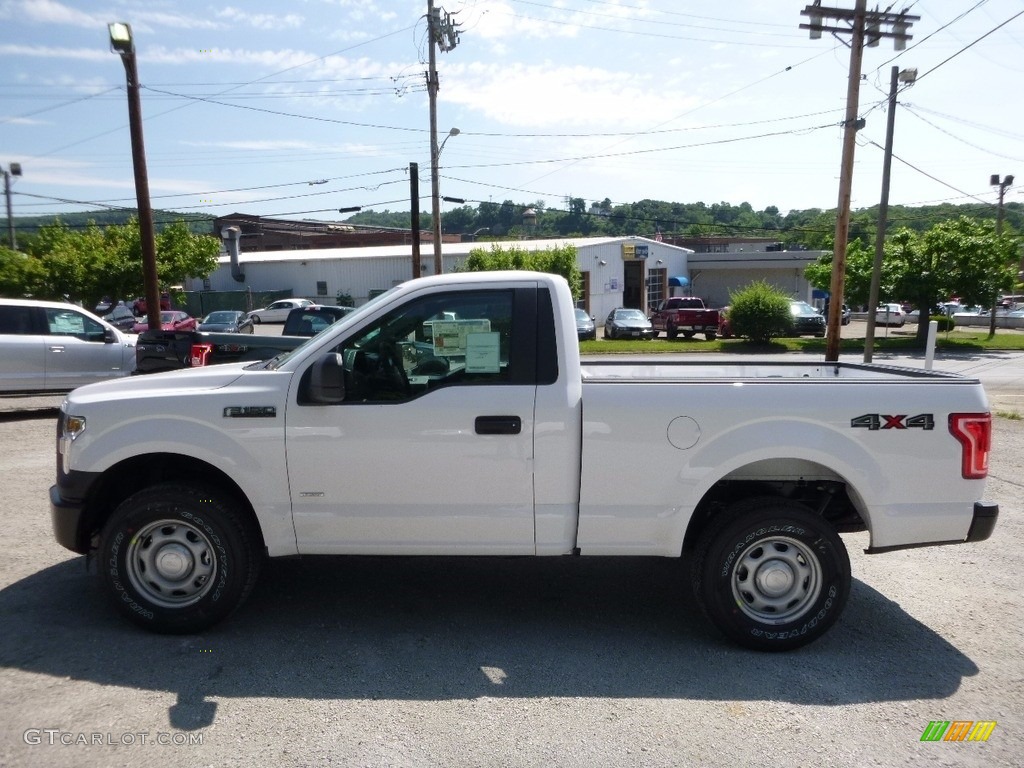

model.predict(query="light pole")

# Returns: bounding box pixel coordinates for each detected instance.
[2,162,21,250]
[431,127,459,275]
[108,22,161,332]
[990,174,1014,336]
[864,66,915,362]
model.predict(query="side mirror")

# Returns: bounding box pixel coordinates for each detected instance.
[308,352,345,404]
[104,328,117,344]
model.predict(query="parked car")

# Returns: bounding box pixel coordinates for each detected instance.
[840,304,851,325]
[0,297,137,392]
[789,301,826,337]
[247,298,314,324]
[282,305,354,337]
[574,308,596,341]
[102,303,138,332]
[648,296,719,340]
[132,292,172,317]
[132,310,197,334]
[197,310,254,334]
[875,302,906,327]
[604,308,656,340]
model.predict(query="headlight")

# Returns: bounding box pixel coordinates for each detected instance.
[59,412,86,474]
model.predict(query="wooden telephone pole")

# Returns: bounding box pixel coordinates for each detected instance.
[799,1,917,361]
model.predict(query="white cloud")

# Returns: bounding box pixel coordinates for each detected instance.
[0,116,48,125]
[444,62,700,129]
[0,43,108,61]
[216,6,303,30]
[0,0,104,28]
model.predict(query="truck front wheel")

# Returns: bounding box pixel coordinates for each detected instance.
[692,498,850,651]
[98,483,262,634]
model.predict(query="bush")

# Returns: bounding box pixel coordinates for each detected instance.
[727,281,793,344]
[931,314,955,332]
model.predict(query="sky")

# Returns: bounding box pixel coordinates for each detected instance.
[1,0,1022,229]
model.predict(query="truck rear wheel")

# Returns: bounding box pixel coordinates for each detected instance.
[705,331,717,341]
[667,326,678,339]
[98,483,261,634]
[692,497,850,651]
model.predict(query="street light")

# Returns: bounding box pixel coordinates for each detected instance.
[989,174,1015,336]
[108,21,161,332]
[2,162,22,250]
[431,127,459,275]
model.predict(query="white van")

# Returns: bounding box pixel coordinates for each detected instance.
[0,298,137,393]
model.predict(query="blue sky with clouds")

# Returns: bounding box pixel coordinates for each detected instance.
[1,0,1022,225]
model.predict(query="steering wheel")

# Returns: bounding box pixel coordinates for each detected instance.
[376,341,410,396]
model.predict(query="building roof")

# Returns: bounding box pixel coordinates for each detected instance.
[216,235,693,265]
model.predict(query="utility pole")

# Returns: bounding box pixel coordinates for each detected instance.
[426,0,460,275]
[800,1,917,362]
[2,162,21,250]
[990,174,1014,337]
[864,66,916,363]
[108,22,161,332]
[410,162,421,279]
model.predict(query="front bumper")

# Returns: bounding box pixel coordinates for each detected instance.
[50,468,102,555]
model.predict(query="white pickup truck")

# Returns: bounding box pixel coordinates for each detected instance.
[49,271,998,650]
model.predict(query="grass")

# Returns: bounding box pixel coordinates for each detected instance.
[580,328,1024,355]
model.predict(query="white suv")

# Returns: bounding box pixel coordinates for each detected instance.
[0,298,137,393]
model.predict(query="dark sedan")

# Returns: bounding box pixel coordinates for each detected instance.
[574,308,596,341]
[604,308,656,340]
[102,303,138,332]
[789,301,826,337]
[282,305,354,337]
[197,310,254,334]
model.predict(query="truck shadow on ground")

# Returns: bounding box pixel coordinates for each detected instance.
[0,555,977,729]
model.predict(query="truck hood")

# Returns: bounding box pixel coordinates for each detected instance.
[65,363,250,404]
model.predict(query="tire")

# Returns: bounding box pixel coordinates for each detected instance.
[705,332,717,341]
[692,497,850,651]
[98,483,262,634]
[251,315,261,324]
[667,325,678,340]
[682,331,694,339]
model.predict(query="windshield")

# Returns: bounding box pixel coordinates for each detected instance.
[616,309,646,320]
[203,312,236,323]
[790,302,816,315]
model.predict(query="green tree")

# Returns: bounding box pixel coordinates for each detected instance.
[804,238,880,309]
[463,243,581,300]
[12,218,219,310]
[727,280,792,344]
[0,246,47,297]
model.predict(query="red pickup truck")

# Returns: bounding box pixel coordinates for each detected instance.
[649,296,720,340]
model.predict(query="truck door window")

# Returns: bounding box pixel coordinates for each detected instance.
[333,289,515,403]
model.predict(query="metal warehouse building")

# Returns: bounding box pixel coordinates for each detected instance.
[187,235,825,324]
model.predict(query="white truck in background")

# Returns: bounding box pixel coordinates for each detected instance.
[49,271,998,650]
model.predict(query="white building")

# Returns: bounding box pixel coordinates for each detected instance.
[188,235,825,325]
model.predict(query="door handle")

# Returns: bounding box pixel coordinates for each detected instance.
[48,345,66,353]
[475,415,522,435]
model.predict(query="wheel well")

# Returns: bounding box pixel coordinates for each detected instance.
[682,478,865,556]
[80,453,264,554]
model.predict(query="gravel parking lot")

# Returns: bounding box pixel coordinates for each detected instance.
[1,370,1022,767]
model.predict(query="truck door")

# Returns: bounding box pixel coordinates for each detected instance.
[42,307,128,389]
[286,286,540,555]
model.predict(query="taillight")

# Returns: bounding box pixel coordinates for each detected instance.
[948,413,991,479]
[190,343,213,367]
